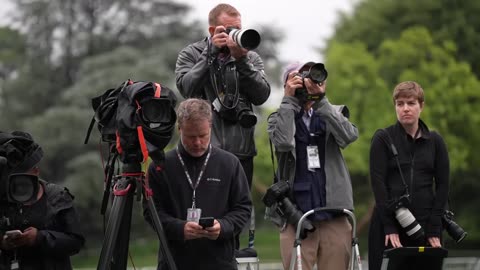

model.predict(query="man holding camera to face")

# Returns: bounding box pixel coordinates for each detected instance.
[265,62,358,270]
[175,3,270,191]
[0,131,84,270]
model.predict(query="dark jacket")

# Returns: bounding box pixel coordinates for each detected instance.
[0,181,85,270]
[144,144,252,270]
[175,37,271,159]
[368,120,450,270]
[370,120,449,237]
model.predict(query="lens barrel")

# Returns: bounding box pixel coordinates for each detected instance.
[395,207,425,240]
[228,28,261,50]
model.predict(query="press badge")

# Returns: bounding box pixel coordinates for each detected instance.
[187,208,202,223]
[307,145,320,170]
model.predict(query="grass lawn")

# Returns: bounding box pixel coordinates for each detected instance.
[72,225,281,268]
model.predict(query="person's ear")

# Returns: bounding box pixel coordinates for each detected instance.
[208,26,215,36]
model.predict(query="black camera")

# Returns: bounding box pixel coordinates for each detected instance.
[294,62,328,102]
[442,210,467,243]
[387,194,425,240]
[226,27,261,50]
[0,132,42,205]
[213,94,257,128]
[262,181,315,239]
[86,80,177,164]
[1,157,39,204]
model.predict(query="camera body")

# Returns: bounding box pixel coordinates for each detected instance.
[88,80,177,164]
[226,27,261,50]
[213,95,257,128]
[211,64,257,128]
[294,62,328,101]
[442,210,467,243]
[262,181,315,239]
[387,194,425,240]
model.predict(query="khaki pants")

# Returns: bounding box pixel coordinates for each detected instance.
[280,215,352,270]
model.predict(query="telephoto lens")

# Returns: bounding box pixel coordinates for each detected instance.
[395,207,425,240]
[227,28,261,50]
[443,210,467,243]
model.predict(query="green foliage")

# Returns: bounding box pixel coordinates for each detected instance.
[0,27,26,78]
[331,0,480,77]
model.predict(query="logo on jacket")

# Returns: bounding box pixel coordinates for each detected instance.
[206,177,221,182]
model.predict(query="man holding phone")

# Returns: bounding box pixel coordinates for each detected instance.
[0,131,85,270]
[143,98,252,270]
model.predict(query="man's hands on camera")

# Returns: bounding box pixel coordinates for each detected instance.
[211,26,248,60]
[184,220,221,241]
[1,227,38,250]
[284,71,327,98]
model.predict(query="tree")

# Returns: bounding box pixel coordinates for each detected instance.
[330,0,480,78]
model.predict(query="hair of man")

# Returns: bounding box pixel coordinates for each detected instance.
[177,98,213,127]
[208,3,241,26]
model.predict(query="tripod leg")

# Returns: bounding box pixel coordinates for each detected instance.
[146,198,178,270]
[248,205,255,248]
[97,178,135,270]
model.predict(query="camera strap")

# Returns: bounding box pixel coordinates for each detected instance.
[381,128,410,197]
[267,113,279,183]
[207,40,240,110]
[176,144,212,209]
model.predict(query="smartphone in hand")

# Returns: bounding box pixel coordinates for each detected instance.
[198,217,214,229]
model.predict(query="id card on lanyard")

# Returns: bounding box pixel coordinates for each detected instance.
[176,144,212,223]
[307,145,321,171]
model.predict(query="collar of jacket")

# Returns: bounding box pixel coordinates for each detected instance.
[395,118,431,140]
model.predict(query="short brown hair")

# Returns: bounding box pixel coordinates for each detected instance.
[393,81,425,104]
[208,3,240,26]
[177,98,212,127]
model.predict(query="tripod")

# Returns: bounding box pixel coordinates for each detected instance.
[97,161,177,270]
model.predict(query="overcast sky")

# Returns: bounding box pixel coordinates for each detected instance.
[177,0,356,63]
[1,0,355,62]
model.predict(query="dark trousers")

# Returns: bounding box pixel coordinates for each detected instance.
[239,157,253,189]
[235,157,253,250]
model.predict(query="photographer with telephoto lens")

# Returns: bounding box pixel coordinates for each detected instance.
[368,81,453,270]
[175,3,270,191]
[265,61,358,270]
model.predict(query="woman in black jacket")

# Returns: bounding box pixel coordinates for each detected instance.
[368,81,449,270]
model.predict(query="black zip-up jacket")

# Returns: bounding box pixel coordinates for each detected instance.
[175,37,271,159]
[0,181,85,270]
[369,120,449,237]
[144,144,252,270]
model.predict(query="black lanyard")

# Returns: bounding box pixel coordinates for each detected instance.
[176,144,212,208]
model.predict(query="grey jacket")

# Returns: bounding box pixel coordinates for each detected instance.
[175,37,271,159]
[265,95,358,228]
